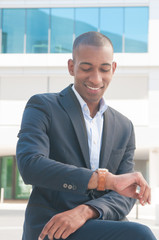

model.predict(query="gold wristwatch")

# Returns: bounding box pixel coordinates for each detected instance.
[95,168,109,191]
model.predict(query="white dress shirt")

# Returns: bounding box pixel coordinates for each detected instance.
[72,85,108,170]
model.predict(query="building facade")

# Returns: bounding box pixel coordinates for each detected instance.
[0,0,159,200]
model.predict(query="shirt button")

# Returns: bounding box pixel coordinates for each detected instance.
[93,140,97,145]
[68,184,73,190]
[84,106,88,112]
[63,183,68,188]
[91,165,95,170]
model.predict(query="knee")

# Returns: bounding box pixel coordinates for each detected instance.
[128,222,156,240]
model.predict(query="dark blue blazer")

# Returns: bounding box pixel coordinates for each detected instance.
[16,85,136,239]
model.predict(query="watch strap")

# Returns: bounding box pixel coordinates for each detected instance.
[96,168,108,191]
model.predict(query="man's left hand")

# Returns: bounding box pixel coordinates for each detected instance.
[38,204,99,240]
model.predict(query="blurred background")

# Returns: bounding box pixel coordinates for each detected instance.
[0,0,159,222]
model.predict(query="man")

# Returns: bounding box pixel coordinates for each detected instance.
[16,32,156,240]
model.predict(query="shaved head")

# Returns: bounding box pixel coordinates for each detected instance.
[68,31,117,116]
[73,31,113,60]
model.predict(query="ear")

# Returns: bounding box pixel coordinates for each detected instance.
[112,61,117,74]
[68,59,74,76]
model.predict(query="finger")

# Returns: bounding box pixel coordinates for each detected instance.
[53,225,67,239]
[39,220,55,240]
[141,186,151,205]
[139,191,147,206]
[139,198,146,206]
[137,178,150,206]
[138,182,146,200]
[138,191,146,206]
[135,172,148,200]
[61,227,76,239]
[48,225,60,240]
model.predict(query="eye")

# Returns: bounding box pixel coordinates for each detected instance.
[101,66,111,72]
[100,68,111,72]
[81,67,92,72]
[100,64,112,72]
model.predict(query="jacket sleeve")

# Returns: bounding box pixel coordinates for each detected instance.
[16,94,93,195]
[85,123,136,220]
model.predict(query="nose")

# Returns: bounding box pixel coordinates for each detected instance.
[89,70,103,86]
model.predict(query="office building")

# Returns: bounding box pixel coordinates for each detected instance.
[0,0,159,200]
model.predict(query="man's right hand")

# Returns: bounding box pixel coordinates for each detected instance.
[88,171,151,206]
[107,172,151,205]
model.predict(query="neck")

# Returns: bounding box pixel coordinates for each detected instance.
[87,103,100,118]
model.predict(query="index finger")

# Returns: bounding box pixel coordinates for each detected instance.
[39,220,54,240]
[136,176,151,205]
[139,185,151,205]
[135,172,147,198]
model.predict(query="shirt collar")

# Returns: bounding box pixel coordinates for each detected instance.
[72,85,107,116]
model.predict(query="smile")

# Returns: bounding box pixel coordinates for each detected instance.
[86,85,101,90]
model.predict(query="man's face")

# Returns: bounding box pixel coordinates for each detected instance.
[68,44,116,108]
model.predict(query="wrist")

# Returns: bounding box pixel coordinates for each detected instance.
[105,172,115,190]
[87,170,115,191]
[87,172,98,189]
[79,205,99,220]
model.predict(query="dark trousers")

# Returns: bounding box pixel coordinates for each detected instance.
[23,219,157,240]
[64,220,157,240]
[41,220,157,240]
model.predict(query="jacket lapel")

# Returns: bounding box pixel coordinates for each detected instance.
[99,107,115,169]
[58,85,91,169]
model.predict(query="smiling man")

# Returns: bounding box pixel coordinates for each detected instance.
[16,32,156,240]
[68,36,116,118]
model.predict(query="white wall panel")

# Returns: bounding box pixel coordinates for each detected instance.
[105,75,148,99]
[0,76,48,100]
[0,100,26,125]
[149,71,159,126]
[0,0,149,8]
[106,99,149,126]
[49,75,73,93]
[0,126,19,156]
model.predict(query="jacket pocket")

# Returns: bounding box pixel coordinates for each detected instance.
[107,148,126,173]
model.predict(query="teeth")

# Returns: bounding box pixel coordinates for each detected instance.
[87,86,100,90]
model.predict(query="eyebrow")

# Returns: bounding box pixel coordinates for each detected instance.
[101,63,111,66]
[80,62,92,66]
[79,62,111,66]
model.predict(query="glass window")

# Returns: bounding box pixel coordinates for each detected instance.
[2,9,25,53]
[124,7,149,53]
[75,8,98,38]
[0,9,1,26]
[100,7,124,53]
[15,166,31,199]
[0,156,14,199]
[26,9,49,53]
[51,8,74,53]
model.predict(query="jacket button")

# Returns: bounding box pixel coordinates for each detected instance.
[68,184,73,189]
[63,183,68,188]
[72,185,77,190]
